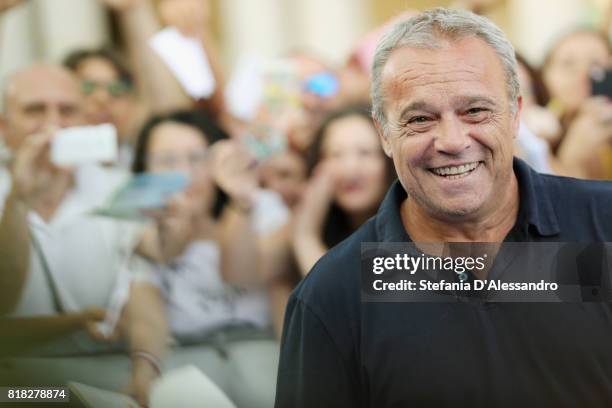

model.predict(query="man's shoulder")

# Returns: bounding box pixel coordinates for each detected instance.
[537,172,612,237]
[539,172,612,197]
[539,172,612,212]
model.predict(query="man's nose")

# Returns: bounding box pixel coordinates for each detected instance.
[41,107,62,130]
[433,116,471,155]
[336,152,362,176]
[91,87,111,104]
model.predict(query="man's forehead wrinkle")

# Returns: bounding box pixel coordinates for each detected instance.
[7,64,82,107]
[388,73,485,109]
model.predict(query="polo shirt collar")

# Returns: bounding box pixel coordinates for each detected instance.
[375,158,560,242]
[375,180,411,242]
[512,158,560,236]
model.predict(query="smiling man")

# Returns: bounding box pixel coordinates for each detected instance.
[275,8,612,408]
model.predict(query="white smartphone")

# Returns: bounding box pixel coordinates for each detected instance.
[51,124,118,166]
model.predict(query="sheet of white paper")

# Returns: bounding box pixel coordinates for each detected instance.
[51,124,118,166]
[149,27,216,99]
[224,55,263,121]
[68,382,141,408]
[95,263,132,338]
[150,365,236,408]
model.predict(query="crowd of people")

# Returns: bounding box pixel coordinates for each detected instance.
[0,0,610,407]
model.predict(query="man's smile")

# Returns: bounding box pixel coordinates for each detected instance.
[428,161,483,180]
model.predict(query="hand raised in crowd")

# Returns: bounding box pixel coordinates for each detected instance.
[0,0,24,14]
[291,162,337,276]
[158,0,210,37]
[10,129,72,210]
[522,104,562,143]
[210,139,259,210]
[292,162,336,241]
[558,96,612,177]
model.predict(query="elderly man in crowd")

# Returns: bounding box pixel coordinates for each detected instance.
[0,64,139,360]
[276,8,612,408]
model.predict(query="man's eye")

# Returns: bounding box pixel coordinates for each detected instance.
[466,107,487,115]
[23,104,45,115]
[408,116,431,124]
[464,107,491,122]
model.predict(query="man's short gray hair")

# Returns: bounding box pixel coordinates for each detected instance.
[371,8,519,134]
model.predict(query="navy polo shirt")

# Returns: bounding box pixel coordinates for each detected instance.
[275,159,612,408]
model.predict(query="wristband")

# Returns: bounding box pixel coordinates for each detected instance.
[131,351,163,376]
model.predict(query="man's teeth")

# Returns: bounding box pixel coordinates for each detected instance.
[431,162,479,176]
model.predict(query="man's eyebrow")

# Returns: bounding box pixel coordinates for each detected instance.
[397,96,500,120]
[458,96,498,106]
[398,102,433,120]
[22,101,46,110]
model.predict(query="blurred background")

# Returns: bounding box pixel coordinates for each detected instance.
[2,0,611,89]
[0,1,611,407]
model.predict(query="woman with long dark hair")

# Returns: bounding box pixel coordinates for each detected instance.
[124,109,287,407]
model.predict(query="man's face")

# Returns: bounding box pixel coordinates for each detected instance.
[378,37,521,221]
[2,67,84,150]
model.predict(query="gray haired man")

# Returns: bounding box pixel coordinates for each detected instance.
[275,8,612,408]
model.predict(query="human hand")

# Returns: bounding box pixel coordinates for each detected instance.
[10,128,72,208]
[0,0,24,14]
[292,162,336,238]
[557,97,612,176]
[210,139,259,211]
[124,363,159,407]
[522,105,562,143]
[158,0,210,37]
[562,97,612,151]
[80,306,108,342]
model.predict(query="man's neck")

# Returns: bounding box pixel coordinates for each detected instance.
[31,174,74,223]
[401,175,520,243]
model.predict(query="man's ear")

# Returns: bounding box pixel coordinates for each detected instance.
[373,116,393,158]
[512,95,523,139]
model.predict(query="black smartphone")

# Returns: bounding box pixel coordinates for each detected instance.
[591,67,612,98]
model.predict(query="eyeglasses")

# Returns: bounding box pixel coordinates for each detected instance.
[81,79,132,97]
[148,149,209,171]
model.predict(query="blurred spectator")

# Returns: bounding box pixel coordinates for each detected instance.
[0,64,140,356]
[543,29,610,117]
[64,49,140,154]
[261,106,394,337]
[156,0,227,119]
[125,110,287,407]
[515,54,561,144]
[542,29,612,178]
[295,106,394,263]
[64,0,194,167]
[513,54,558,174]
[280,51,373,152]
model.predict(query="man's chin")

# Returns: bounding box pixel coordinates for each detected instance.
[429,197,485,220]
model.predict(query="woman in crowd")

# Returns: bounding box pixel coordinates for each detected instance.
[261,106,395,336]
[541,29,612,179]
[64,49,143,157]
[124,110,287,407]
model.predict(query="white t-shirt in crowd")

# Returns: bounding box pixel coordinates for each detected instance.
[135,190,289,339]
[0,164,144,354]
